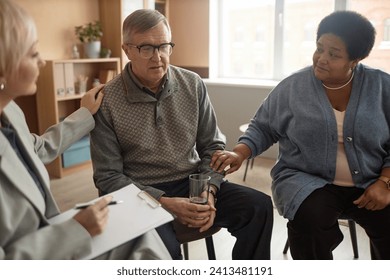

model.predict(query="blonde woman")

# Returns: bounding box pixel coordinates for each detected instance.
[0,0,170,259]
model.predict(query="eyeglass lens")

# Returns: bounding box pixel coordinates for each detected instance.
[139,44,173,58]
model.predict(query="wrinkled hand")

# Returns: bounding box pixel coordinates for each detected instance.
[199,194,217,232]
[73,195,112,237]
[353,181,390,211]
[80,84,104,115]
[210,150,245,175]
[160,196,216,232]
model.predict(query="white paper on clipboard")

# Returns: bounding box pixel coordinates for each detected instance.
[48,183,173,259]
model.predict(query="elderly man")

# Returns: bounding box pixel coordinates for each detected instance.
[90,9,273,260]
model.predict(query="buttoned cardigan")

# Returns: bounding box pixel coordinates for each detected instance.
[239,64,390,220]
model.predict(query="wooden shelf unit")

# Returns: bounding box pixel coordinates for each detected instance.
[36,58,121,178]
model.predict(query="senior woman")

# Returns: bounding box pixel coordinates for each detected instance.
[0,0,170,259]
[211,10,390,259]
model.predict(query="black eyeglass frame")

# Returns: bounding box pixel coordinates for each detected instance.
[126,42,175,58]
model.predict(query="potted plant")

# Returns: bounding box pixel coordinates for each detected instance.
[75,21,103,58]
[100,47,112,58]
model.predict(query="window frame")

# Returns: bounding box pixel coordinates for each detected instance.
[210,0,390,82]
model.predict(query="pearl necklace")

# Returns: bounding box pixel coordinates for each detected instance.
[322,72,354,90]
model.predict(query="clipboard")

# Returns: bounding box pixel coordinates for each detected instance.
[137,190,161,208]
[49,184,173,259]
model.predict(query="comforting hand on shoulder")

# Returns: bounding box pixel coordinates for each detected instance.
[80,84,105,115]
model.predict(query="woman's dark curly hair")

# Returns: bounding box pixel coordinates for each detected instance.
[317,11,376,60]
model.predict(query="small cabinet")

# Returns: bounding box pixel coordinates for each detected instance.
[36,58,121,178]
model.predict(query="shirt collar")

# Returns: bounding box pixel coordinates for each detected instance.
[128,62,169,96]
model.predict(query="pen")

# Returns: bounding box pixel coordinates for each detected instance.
[75,200,124,209]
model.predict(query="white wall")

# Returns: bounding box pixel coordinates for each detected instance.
[205,80,279,159]
[169,0,209,67]
[16,0,100,60]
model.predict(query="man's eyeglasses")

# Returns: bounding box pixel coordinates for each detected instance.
[126,42,175,59]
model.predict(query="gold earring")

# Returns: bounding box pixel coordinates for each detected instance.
[0,83,5,91]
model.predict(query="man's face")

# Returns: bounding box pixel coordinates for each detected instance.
[123,22,171,90]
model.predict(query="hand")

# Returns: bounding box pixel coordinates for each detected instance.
[353,181,390,211]
[210,150,245,175]
[159,196,216,232]
[73,195,113,237]
[199,193,217,232]
[80,84,104,115]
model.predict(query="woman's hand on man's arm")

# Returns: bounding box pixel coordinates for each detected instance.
[210,143,251,175]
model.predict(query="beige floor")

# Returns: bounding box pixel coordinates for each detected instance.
[50,157,371,260]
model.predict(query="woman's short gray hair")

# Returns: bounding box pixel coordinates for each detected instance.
[122,9,171,44]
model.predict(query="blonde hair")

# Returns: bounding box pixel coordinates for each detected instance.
[0,0,37,78]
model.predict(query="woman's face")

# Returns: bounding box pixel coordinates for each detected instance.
[4,41,45,100]
[312,33,358,86]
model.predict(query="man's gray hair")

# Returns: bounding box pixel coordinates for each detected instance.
[122,9,171,44]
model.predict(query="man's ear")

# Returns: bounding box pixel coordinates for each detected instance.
[122,44,131,60]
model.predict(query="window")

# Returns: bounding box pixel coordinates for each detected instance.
[210,0,390,81]
[385,18,390,41]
